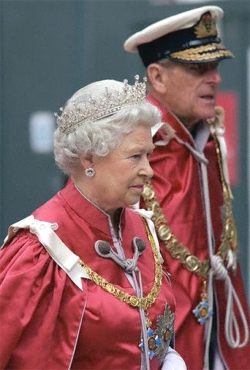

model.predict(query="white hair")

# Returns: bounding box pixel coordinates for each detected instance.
[54,79,160,177]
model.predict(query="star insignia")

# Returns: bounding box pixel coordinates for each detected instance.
[193,299,213,324]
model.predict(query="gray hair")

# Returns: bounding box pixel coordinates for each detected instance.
[54,79,160,177]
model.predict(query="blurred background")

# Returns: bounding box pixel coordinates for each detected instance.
[0,0,249,303]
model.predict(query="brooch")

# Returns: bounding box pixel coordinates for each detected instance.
[193,280,213,324]
[139,304,174,361]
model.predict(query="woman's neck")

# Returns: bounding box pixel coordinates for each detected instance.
[109,208,122,238]
[74,180,122,235]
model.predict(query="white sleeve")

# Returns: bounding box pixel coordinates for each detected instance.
[161,346,187,370]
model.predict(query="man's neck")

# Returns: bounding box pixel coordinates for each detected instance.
[147,92,201,131]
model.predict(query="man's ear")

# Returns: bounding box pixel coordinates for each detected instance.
[147,63,168,95]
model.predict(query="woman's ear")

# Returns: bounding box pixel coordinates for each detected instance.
[147,63,168,95]
[79,155,94,171]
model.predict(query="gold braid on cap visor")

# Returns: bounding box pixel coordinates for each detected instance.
[170,43,234,62]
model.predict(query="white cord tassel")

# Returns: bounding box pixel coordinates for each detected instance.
[210,255,249,348]
[208,107,232,198]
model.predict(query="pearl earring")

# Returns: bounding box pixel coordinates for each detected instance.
[85,167,95,177]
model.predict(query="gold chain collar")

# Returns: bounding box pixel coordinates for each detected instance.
[78,222,163,310]
[142,134,237,279]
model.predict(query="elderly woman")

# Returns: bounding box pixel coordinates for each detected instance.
[0,77,186,370]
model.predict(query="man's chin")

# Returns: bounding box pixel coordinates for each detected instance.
[196,108,216,123]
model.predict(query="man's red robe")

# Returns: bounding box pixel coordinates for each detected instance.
[143,95,250,370]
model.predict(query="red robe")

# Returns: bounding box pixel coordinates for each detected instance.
[143,95,250,370]
[0,180,176,370]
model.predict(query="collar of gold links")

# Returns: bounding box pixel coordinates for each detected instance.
[142,133,237,279]
[78,221,163,310]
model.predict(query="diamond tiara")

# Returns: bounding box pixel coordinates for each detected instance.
[55,75,147,135]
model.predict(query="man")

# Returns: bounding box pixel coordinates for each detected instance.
[124,6,250,370]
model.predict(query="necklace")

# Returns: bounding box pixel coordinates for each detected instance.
[142,131,237,323]
[142,134,237,279]
[78,221,163,310]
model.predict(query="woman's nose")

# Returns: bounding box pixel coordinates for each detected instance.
[140,158,154,179]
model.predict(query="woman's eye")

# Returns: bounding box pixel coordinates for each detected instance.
[131,154,141,159]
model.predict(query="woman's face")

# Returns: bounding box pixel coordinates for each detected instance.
[84,124,154,215]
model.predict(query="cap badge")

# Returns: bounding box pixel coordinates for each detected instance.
[194,11,218,39]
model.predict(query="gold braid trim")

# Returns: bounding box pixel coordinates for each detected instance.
[78,220,163,310]
[170,43,233,62]
[142,132,237,279]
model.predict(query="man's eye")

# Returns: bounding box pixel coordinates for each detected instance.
[187,63,219,74]
[187,64,200,72]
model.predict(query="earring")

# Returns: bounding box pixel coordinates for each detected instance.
[85,167,95,177]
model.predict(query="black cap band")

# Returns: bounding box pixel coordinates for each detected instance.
[138,25,221,67]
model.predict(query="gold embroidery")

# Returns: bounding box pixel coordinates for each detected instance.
[78,221,163,310]
[194,12,217,39]
[171,44,233,62]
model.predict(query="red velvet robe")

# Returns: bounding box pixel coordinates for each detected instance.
[144,95,250,370]
[0,180,176,370]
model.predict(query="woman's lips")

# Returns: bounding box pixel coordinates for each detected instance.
[130,184,144,190]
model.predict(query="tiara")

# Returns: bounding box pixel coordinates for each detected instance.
[55,75,147,134]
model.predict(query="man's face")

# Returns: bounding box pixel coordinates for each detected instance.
[153,61,222,128]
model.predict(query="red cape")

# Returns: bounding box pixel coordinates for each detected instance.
[144,95,250,370]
